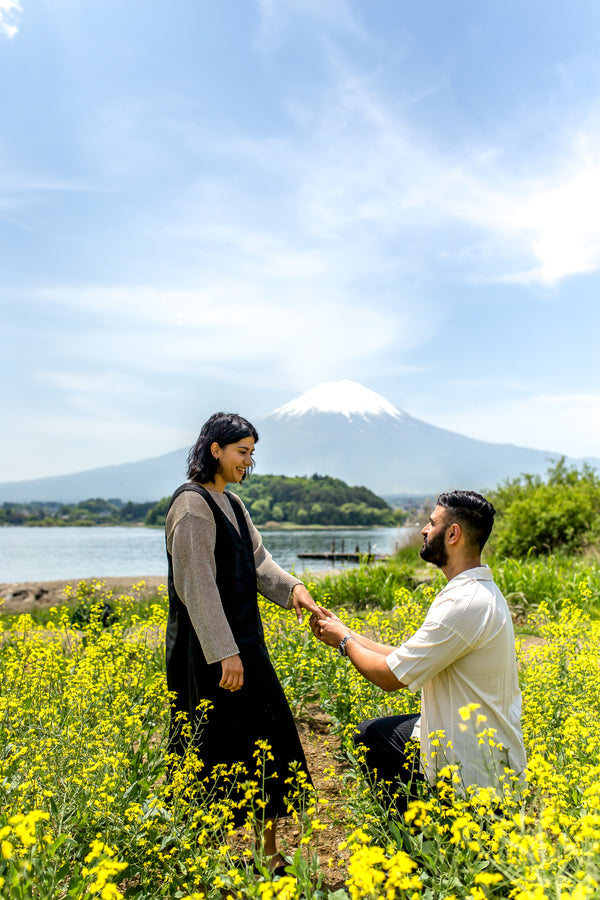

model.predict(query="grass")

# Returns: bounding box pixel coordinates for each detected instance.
[488,552,600,619]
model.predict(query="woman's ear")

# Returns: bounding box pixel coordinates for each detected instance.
[210,441,220,461]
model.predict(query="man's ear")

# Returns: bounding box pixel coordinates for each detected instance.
[446,523,461,546]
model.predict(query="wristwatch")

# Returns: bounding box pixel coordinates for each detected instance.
[338,635,354,657]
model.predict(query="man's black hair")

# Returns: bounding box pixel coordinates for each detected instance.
[435,490,496,552]
[187,412,258,484]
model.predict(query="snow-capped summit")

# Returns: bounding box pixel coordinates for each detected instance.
[270,380,405,421]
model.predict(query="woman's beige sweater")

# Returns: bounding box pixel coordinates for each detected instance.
[165,488,301,664]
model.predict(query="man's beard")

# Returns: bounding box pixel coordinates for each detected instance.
[419,529,448,568]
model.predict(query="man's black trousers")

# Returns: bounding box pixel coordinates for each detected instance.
[353,713,424,814]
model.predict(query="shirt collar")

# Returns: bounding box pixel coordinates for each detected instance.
[438,565,493,595]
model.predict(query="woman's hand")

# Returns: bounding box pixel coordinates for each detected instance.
[220,653,244,691]
[309,611,351,648]
[291,583,329,625]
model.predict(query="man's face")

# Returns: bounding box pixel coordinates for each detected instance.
[420,505,450,568]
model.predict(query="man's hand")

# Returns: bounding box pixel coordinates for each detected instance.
[309,611,351,648]
[310,613,405,692]
[291,583,328,625]
[220,654,244,691]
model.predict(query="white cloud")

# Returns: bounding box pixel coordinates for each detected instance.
[26,283,423,391]
[8,35,600,292]
[0,0,21,38]
[297,69,600,286]
[427,393,600,462]
[199,53,600,289]
[499,161,600,284]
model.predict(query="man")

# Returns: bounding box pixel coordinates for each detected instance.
[311,490,526,804]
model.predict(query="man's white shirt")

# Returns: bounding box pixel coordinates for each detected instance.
[386,566,527,791]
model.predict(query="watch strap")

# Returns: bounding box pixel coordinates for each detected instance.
[338,635,353,657]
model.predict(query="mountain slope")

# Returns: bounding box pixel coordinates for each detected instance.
[0,381,597,502]
[0,449,188,504]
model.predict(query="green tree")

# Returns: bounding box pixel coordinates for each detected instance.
[271,504,284,522]
[249,498,271,524]
[145,496,171,527]
[488,458,600,557]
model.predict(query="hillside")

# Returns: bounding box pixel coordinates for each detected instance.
[145,473,405,528]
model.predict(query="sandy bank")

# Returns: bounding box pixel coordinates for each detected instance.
[0,576,167,615]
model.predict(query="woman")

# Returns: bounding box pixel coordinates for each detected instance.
[165,412,322,874]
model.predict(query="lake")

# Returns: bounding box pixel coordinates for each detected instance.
[0,525,415,583]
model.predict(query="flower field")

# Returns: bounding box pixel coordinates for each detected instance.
[1,570,600,899]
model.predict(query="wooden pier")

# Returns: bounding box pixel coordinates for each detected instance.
[297,540,388,563]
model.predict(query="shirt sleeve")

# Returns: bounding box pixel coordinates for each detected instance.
[232,495,302,609]
[386,619,472,693]
[167,496,240,665]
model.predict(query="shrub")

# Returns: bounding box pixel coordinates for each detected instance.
[488,458,600,557]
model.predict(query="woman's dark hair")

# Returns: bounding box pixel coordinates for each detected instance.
[187,412,259,484]
[436,490,496,551]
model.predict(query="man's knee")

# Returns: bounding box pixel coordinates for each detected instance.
[353,718,377,749]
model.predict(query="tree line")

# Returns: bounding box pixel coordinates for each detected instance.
[0,498,155,527]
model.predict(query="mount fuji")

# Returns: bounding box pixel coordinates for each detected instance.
[0,380,596,502]
[254,380,579,496]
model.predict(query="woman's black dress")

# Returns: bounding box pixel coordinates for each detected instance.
[165,483,312,822]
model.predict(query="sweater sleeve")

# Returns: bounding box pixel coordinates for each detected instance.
[231,495,302,609]
[166,493,240,665]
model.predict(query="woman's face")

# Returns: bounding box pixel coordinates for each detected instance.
[212,437,256,488]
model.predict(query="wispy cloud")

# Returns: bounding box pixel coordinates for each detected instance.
[138,49,600,292]
[23,284,421,391]
[0,0,21,38]
[6,22,600,293]
[283,60,600,287]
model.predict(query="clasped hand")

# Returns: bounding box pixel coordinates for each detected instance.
[309,609,351,647]
[291,582,328,625]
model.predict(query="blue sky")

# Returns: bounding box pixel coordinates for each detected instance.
[1,0,599,481]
